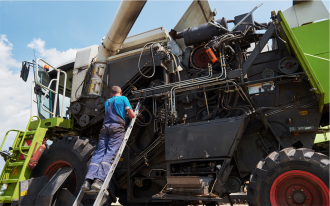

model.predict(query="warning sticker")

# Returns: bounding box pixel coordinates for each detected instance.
[299,111,308,115]
[12,168,19,176]
[20,191,27,196]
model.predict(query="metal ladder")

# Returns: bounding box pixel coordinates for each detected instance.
[73,102,141,206]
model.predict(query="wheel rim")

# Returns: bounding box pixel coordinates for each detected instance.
[270,170,329,206]
[44,160,78,195]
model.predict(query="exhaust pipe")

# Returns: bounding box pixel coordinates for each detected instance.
[90,0,147,96]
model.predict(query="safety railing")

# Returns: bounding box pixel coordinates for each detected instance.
[35,58,67,118]
[0,116,41,157]
[18,116,41,156]
[0,130,21,151]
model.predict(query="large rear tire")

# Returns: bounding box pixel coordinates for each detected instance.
[29,136,117,205]
[247,147,329,206]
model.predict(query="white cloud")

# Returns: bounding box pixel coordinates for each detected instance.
[0,34,33,170]
[28,38,77,67]
[0,35,77,169]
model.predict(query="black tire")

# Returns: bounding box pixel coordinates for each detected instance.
[247,147,330,206]
[31,136,96,195]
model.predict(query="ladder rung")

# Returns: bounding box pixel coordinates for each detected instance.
[13,146,30,151]
[0,196,12,201]
[85,189,109,196]
[8,162,24,167]
[1,179,18,184]
[20,131,36,136]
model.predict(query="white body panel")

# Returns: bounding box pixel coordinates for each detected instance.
[71,45,98,102]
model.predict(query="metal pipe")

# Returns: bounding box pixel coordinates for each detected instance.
[97,0,147,61]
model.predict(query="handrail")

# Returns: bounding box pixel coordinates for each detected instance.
[35,58,67,118]
[0,130,21,151]
[18,116,41,156]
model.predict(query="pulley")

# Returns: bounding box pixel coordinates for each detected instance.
[278,57,299,74]
[79,114,90,127]
[95,97,106,109]
[71,102,81,114]
[262,69,275,79]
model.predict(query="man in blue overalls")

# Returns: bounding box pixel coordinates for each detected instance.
[81,85,135,191]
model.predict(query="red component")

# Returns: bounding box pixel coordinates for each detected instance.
[206,48,218,63]
[19,140,33,160]
[270,170,329,206]
[190,45,210,69]
[43,160,77,195]
[28,143,46,169]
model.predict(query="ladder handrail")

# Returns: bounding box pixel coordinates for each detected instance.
[35,58,67,118]
[0,130,22,151]
[18,116,41,156]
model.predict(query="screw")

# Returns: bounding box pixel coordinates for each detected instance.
[289,196,291,198]
[292,188,295,191]
[301,189,304,192]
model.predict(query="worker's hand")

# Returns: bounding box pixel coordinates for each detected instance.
[127,109,135,119]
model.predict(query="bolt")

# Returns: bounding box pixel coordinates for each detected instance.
[289,196,291,198]
[294,204,296,206]
[301,189,304,192]
[307,197,309,199]
[292,188,295,191]
[303,205,305,206]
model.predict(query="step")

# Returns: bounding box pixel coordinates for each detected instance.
[8,162,24,167]
[19,131,36,136]
[13,146,30,151]
[1,179,18,184]
[85,189,109,196]
[0,196,12,201]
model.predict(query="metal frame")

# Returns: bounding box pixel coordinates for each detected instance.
[35,58,67,118]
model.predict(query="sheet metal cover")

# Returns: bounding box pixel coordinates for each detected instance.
[165,117,245,160]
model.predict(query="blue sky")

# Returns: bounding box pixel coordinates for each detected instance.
[0,0,329,169]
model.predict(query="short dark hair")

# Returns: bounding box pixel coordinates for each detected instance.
[111,85,121,95]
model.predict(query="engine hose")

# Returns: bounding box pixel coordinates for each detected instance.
[195,106,217,122]
[136,107,153,127]
[224,91,239,118]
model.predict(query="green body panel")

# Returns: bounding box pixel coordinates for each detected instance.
[315,126,330,144]
[0,117,73,203]
[279,12,329,144]
[279,11,330,110]
[29,117,73,130]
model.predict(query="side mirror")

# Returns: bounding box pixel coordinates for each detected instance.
[20,61,31,82]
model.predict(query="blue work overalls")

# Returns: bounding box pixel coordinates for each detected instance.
[85,97,126,181]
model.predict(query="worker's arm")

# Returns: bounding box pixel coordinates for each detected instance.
[126,109,135,119]
[124,97,135,119]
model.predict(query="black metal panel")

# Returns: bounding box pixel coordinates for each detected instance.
[242,23,276,75]
[19,176,48,206]
[35,167,73,206]
[55,188,83,206]
[107,52,163,88]
[165,117,246,160]
[234,13,255,33]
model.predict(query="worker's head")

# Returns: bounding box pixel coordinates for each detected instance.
[110,85,122,96]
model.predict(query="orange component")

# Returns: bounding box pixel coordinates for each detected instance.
[44,65,49,69]
[206,48,218,63]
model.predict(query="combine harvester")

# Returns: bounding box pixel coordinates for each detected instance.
[0,0,329,205]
